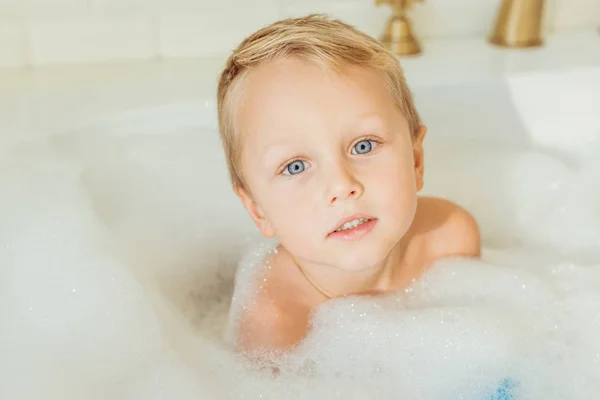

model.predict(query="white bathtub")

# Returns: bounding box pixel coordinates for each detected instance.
[1,30,600,400]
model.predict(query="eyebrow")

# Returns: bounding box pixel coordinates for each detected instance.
[345,113,387,131]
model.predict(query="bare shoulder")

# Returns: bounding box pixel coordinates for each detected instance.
[415,196,481,259]
[235,250,312,354]
[237,296,308,354]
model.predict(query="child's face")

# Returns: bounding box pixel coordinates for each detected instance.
[235,58,426,271]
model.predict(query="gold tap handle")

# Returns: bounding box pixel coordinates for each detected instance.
[398,0,424,9]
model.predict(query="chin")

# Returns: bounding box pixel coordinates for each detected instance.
[336,246,391,272]
[334,234,399,271]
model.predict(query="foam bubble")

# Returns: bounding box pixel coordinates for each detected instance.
[1,124,599,400]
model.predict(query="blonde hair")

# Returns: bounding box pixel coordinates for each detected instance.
[217,14,421,190]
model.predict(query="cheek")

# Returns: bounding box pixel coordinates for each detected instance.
[261,184,322,255]
[372,147,415,187]
[380,174,416,210]
[370,155,418,220]
[259,183,315,230]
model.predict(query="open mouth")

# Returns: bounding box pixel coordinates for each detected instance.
[334,217,371,232]
[328,215,377,240]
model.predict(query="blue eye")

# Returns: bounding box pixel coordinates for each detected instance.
[352,140,375,155]
[283,160,307,175]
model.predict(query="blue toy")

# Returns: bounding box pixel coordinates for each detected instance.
[487,378,517,400]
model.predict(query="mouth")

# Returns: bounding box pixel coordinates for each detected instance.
[334,217,371,232]
[328,214,377,240]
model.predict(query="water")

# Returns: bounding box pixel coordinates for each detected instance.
[1,123,599,399]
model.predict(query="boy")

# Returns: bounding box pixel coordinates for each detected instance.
[217,15,480,354]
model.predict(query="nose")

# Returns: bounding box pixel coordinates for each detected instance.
[325,162,364,205]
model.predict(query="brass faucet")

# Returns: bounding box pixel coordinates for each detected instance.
[376,0,424,56]
[489,0,545,48]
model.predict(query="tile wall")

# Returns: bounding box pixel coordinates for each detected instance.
[0,0,598,67]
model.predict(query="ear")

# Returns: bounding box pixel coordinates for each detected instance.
[412,125,427,192]
[235,185,276,238]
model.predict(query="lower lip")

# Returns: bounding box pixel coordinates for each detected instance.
[328,219,377,241]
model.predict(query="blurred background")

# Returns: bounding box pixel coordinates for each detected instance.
[0,0,598,68]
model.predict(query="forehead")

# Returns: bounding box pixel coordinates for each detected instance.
[234,57,398,150]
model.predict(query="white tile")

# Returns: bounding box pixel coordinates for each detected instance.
[283,0,365,5]
[411,2,499,39]
[2,0,89,16]
[27,15,157,65]
[0,0,22,6]
[29,0,87,9]
[158,9,280,57]
[0,0,29,17]
[542,0,558,32]
[89,0,150,12]
[282,2,392,39]
[0,21,27,67]
[153,0,209,12]
[154,0,279,12]
[554,0,600,30]
[0,0,26,9]
[282,0,502,40]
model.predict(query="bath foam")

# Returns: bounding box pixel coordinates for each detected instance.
[225,245,600,399]
[0,139,230,399]
[1,126,599,400]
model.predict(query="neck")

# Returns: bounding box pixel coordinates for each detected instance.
[288,242,407,299]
